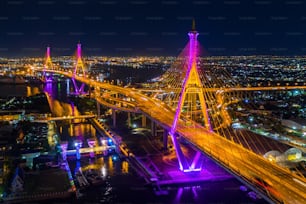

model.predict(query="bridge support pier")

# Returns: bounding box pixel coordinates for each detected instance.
[96,101,101,118]
[112,109,116,127]
[87,86,91,97]
[69,124,74,136]
[151,121,156,137]
[141,115,147,128]
[163,130,168,149]
[71,78,85,95]
[127,112,132,127]
[66,79,70,95]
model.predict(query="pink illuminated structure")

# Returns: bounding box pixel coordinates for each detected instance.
[169,20,209,172]
[74,42,86,76]
[43,46,54,82]
[71,42,86,94]
[44,46,53,69]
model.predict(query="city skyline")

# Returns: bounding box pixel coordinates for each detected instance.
[1,0,306,57]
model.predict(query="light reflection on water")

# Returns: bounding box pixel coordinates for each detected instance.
[43,81,100,150]
[70,155,266,204]
[78,156,128,177]
[59,123,99,150]
[27,86,41,97]
[0,84,42,98]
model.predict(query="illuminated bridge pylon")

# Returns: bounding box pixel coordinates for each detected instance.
[43,46,54,82]
[169,20,212,172]
[72,42,86,95]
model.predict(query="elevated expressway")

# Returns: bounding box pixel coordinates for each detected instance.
[33,115,96,123]
[43,69,306,204]
[138,86,306,94]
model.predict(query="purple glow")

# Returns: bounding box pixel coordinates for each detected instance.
[87,141,96,146]
[44,82,53,95]
[192,186,198,199]
[169,133,183,171]
[60,142,68,161]
[70,102,75,116]
[46,46,51,58]
[190,151,202,171]
[60,142,68,150]
[43,46,52,75]
[170,32,198,136]
[71,78,85,95]
[174,187,183,203]
[168,28,200,172]
[46,77,53,83]
[87,139,96,158]
[79,83,85,92]
[169,23,212,172]
[188,31,212,131]
[77,43,82,59]
[72,42,86,95]
[71,78,78,93]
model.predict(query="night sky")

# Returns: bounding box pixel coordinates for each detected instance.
[1,0,306,57]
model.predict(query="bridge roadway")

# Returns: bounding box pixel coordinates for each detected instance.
[138,86,306,93]
[46,114,96,121]
[32,115,96,123]
[43,70,306,203]
[95,93,139,112]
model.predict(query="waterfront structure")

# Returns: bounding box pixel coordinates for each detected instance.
[60,141,68,161]
[87,138,96,158]
[74,140,83,160]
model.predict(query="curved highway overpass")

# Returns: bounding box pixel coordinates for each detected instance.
[42,69,306,204]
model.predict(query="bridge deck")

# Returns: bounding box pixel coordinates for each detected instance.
[41,69,306,204]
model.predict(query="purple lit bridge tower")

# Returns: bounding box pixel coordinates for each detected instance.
[71,42,87,95]
[43,46,54,82]
[168,20,211,172]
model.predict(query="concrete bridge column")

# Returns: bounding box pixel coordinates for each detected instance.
[96,101,101,118]
[112,109,116,127]
[69,124,74,136]
[127,112,132,127]
[66,79,70,95]
[88,85,92,98]
[163,129,168,149]
[141,114,147,128]
[151,121,156,137]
